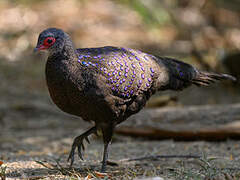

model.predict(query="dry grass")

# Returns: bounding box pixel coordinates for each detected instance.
[166,154,240,180]
[30,153,240,180]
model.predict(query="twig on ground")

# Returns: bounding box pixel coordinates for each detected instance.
[120,155,201,162]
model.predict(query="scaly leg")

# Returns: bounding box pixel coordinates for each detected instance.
[68,126,97,167]
[101,126,114,172]
[101,142,110,172]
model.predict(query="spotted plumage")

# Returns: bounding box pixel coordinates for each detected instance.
[74,47,158,99]
[34,28,236,172]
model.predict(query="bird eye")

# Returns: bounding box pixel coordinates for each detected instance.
[47,39,53,44]
[43,37,56,46]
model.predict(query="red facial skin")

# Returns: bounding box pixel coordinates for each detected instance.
[35,37,56,51]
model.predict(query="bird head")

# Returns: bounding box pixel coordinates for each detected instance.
[34,28,72,55]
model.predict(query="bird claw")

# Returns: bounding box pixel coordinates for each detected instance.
[78,143,84,160]
[67,146,75,167]
[67,127,97,167]
[85,136,90,144]
[68,135,93,166]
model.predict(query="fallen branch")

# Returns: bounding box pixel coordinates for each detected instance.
[116,104,240,140]
[120,155,200,162]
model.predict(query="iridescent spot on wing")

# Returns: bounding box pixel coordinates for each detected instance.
[82,61,88,66]
[130,90,134,94]
[128,56,133,60]
[143,55,149,61]
[150,67,154,73]
[135,56,140,61]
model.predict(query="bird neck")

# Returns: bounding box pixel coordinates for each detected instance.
[48,41,77,63]
[62,33,77,61]
[62,42,77,61]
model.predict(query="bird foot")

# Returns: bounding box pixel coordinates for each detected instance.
[67,127,97,167]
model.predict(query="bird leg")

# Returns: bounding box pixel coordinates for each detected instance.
[101,126,114,172]
[68,126,97,167]
[101,142,109,172]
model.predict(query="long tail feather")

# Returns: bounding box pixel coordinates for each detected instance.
[157,57,237,90]
[192,71,237,86]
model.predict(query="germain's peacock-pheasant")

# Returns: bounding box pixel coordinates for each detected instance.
[34,28,236,172]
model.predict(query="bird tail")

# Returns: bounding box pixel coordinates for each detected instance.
[158,57,237,90]
[192,71,237,86]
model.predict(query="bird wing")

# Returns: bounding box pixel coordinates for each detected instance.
[75,46,160,100]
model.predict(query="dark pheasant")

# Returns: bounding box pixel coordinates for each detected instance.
[34,28,236,172]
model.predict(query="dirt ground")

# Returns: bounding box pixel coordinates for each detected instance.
[2,129,240,179]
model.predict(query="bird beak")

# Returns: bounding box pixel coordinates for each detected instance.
[33,45,47,52]
[33,47,39,52]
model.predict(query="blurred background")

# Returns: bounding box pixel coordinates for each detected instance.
[0,0,240,179]
[0,0,239,105]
